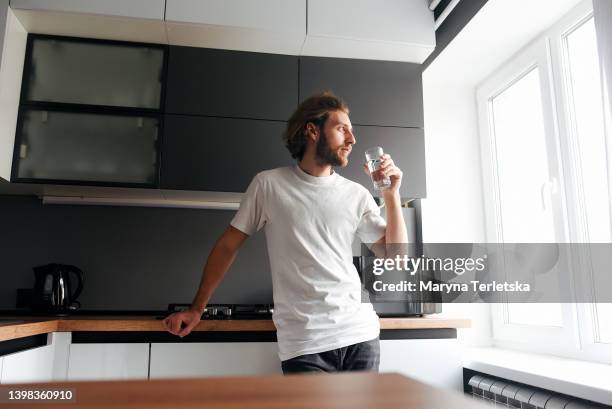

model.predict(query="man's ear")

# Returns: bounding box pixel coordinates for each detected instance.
[305,123,319,142]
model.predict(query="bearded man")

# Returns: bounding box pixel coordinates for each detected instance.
[164,91,407,373]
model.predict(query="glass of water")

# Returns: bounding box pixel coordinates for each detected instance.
[365,146,391,190]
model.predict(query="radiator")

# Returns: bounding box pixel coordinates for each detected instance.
[465,370,610,409]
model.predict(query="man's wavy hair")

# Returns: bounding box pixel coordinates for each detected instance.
[283,91,349,161]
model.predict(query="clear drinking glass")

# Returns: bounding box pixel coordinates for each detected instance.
[365,146,391,190]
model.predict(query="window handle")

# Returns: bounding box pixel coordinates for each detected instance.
[540,178,559,211]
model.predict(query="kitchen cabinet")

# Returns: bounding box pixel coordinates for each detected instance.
[0,0,11,181]
[9,0,166,20]
[24,36,165,109]
[302,0,435,63]
[165,46,298,120]
[49,332,71,381]
[14,109,159,185]
[338,126,426,198]
[0,5,27,182]
[299,56,424,128]
[12,35,166,187]
[164,0,306,55]
[67,343,149,381]
[0,1,7,67]
[380,339,462,391]
[161,115,294,192]
[149,342,282,378]
[0,343,55,384]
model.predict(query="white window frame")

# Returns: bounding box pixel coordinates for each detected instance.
[477,0,612,364]
[477,37,579,356]
[548,1,612,363]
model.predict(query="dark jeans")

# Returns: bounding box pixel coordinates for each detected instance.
[281,337,380,374]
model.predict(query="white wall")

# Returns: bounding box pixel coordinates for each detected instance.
[421,80,492,347]
[420,83,486,244]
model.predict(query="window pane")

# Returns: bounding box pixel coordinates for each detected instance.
[491,68,557,243]
[565,18,612,243]
[491,68,564,327]
[566,18,611,344]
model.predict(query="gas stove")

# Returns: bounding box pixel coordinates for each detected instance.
[168,304,273,320]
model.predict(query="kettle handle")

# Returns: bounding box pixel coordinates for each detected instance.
[66,265,84,303]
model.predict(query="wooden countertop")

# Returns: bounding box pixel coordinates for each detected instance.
[0,373,486,409]
[0,316,471,342]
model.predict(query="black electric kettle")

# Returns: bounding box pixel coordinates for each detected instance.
[33,264,84,315]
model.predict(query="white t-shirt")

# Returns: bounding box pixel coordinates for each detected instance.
[230,165,386,361]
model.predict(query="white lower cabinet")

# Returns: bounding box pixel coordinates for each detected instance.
[0,333,462,384]
[379,339,463,391]
[1,343,55,384]
[149,343,282,378]
[67,343,149,381]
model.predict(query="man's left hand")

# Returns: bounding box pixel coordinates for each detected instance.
[362,153,403,194]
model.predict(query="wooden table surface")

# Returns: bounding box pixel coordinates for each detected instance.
[0,373,486,409]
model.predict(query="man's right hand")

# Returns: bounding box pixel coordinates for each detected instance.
[163,309,201,338]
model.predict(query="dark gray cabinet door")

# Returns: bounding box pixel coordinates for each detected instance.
[165,46,298,121]
[337,126,426,198]
[299,57,423,128]
[161,115,294,192]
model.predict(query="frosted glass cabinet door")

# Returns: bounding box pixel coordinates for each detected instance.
[15,109,159,184]
[24,37,164,108]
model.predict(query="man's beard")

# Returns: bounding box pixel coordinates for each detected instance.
[315,130,348,167]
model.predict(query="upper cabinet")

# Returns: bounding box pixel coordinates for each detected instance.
[25,37,164,108]
[165,46,298,120]
[15,109,159,185]
[0,5,27,182]
[161,115,294,192]
[302,0,435,63]
[164,0,306,55]
[9,0,167,44]
[300,57,424,128]
[9,0,165,20]
[11,35,166,187]
[8,0,435,62]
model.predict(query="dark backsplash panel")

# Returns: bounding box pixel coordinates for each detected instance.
[0,195,273,310]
